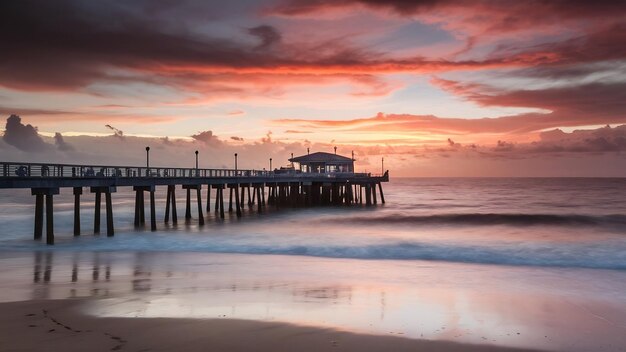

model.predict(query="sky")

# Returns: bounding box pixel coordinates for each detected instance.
[1,0,626,176]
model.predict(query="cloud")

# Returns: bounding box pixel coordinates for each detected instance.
[105,124,125,139]
[227,110,245,116]
[0,106,76,116]
[191,130,224,147]
[285,130,313,134]
[2,0,617,96]
[2,114,48,152]
[430,77,626,130]
[261,131,273,143]
[447,138,460,148]
[271,0,625,31]
[248,25,282,50]
[54,132,74,151]
[230,136,244,141]
[274,111,587,136]
[530,125,626,153]
[494,140,515,152]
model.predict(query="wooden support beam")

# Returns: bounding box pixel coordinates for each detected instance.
[73,187,81,236]
[372,183,377,205]
[150,190,157,231]
[196,186,204,225]
[234,184,242,217]
[139,190,145,224]
[256,186,262,213]
[360,185,363,204]
[171,186,178,224]
[45,194,54,245]
[34,194,43,240]
[219,188,225,219]
[228,187,234,212]
[185,187,192,220]
[164,185,171,223]
[206,185,211,212]
[378,182,385,204]
[214,186,220,213]
[247,185,252,206]
[261,186,266,206]
[134,190,141,227]
[105,192,114,236]
[94,190,101,234]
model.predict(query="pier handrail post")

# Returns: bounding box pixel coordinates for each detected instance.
[146,146,150,176]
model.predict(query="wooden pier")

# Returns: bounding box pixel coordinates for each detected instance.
[0,161,389,245]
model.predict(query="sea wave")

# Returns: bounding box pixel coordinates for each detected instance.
[8,236,625,271]
[335,213,626,227]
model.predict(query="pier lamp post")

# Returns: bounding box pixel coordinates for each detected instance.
[195,150,199,176]
[269,158,272,172]
[291,153,294,168]
[145,146,150,169]
[381,157,384,174]
[234,153,238,175]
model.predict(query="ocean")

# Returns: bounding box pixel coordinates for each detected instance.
[1,178,625,351]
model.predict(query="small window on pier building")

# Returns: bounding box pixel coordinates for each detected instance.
[288,152,355,173]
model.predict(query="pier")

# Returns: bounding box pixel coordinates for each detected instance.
[0,158,388,245]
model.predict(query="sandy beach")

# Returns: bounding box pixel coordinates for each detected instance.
[1,250,625,352]
[1,298,547,352]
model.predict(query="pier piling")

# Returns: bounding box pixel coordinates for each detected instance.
[378,182,385,204]
[106,191,114,236]
[94,190,101,234]
[92,187,116,236]
[165,185,171,223]
[31,188,59,245]
[73,187,81,236]
[185,187,192,220]
[196,186,204,225]
[218,186,225,219]
[234,184,242,217]
[34,194,43,240]
[150,190,156,231]
[45,194,54,245]
[206,186,211,212]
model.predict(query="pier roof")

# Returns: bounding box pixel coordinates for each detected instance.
[289,152,353,163]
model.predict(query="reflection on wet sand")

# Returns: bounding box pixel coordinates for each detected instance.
[8,251,626,352]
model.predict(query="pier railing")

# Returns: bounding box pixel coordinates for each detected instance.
[0,161,381,179]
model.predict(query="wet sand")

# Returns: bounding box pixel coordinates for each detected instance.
[1,251,626,352]
[1,298,545,352]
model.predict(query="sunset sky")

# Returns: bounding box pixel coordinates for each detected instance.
[1,0,625,176]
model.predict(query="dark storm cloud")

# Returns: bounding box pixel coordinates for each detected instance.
[3,0,622,94]
[2,115,48,152]
[271,0,626,21]
[0,1,288,90]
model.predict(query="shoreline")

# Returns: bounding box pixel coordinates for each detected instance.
[0,251,625,351]
[0,298,546,352]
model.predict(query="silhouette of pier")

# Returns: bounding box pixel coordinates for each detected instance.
[0,160,388,245]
